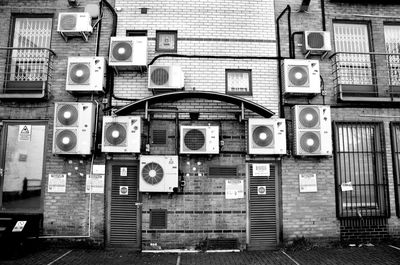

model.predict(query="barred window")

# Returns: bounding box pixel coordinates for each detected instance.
[333,122,389,218]
[390,122,400,217]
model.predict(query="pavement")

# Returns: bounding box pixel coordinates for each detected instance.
[1,243,400,265]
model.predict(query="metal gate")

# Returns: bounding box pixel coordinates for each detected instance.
[107,161,140,249]
[248,163,278,250]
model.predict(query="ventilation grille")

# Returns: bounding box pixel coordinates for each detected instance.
[57,104,78,127]
[150,209,167,229]
[111,40,133,62]
[152,129,167,145]
[60,14,77,30]
[68,63,90,84]
[208,166,238,178]
[298,107,320,128]
[288,65,309,87]
[151,68,169,86]
[104,122,127,146]
[183,128,206,151]
[307,32,324,49]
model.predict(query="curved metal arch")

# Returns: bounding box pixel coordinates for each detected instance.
[114,90,275,118]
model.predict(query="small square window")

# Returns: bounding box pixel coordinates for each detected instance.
[226,69,252,95]
[156,31,177,52]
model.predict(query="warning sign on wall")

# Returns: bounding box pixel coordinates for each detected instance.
[18,125,32,142]
[12,221,27,232]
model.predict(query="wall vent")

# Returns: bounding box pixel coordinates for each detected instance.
[150,209,167,229]
[208,166,238,178]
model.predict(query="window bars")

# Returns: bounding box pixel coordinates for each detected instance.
[333,122,390,218]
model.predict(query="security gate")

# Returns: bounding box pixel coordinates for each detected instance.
[106,161,141,249]
[248,163,279,250]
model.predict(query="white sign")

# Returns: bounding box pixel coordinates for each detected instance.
[92,164,105,174]
[341,182,353,192]
[257,186,267,195]
[48,174,67,193]
[18,125,32,142]
[85,174,105,194]
[299,174,318,192]
[119,186,129,195]
[252,164,270,176]
[12,221,27,232]
[225,180,244,199]
[120,167,127,177]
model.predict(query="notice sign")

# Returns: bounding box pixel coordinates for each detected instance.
[18,125,32,142]
[257,186,267,195]
[48,174,66,193]
[341,182,353,192]
[252,164,270,176]
[85,174,105,194]
[225,179,244,199]
[120,167,127,177]
[119,186,129,195]
[12,221,27,232]
[299,174,318,193]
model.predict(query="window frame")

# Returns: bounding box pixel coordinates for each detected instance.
[0,120,48,213]
[333,121,390,219]
[390,122,400,217]
[155,30,178,52]
[225,69,253,96]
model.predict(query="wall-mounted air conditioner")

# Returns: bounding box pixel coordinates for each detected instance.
[302,31,332,56]
[293,105,332,156]
[283,59,320,95]
[139,155,179,193]
[180,125,219,154]
[248,118,286,155]
[148,65,184,90]
[57,12,93,42]
[109,36,147,70]
[53,102,95,155]
[101,116,141,153]
[66,57,106,93]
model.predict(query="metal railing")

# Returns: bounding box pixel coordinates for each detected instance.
[330,52,400,100]
[0,47,56,97]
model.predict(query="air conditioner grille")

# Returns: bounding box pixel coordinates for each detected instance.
[299,107,320,128]
[288,65,309,87]
[184,129,205,150]
[57,104,78,126]
[69,63,90,84]
[252,125,274,147]
[141,162,164,185]
[111,41,132,61]
[55,129,77,151]
[104,122,127,146]
[300,131,320,153]
[307,32,324,49]
[60,15,77,30]
[151,68,169,86]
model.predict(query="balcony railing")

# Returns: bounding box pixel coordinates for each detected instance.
[331,51,400,102]
[0,47,56,99]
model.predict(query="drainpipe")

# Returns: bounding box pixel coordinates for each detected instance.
[321,0,326,31]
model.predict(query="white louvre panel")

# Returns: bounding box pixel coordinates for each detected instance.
[248,118,286,155]
[66,57,106,93]
[10,18,52,82]
[101,116,141,153]
[180,126,219,154]
[52,102,95,155]
[139,155,179,192]
[333,23,372,85]
[293,105,332,156]
[384,25,400,86]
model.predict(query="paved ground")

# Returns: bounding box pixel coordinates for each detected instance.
[1,244,400,264]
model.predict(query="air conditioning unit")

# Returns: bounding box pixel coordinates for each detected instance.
[101,116,141,153]
[57,12,93,42]
[302,31,332,55]
[180,125,219,154]
[148,65,184,90]
[283,59,320,95]
[139,155,179,192]
[66,57,106,93]
[248,118,286,155]
[109,36,147,69]
[53,102,95,155]
[293,105,332,156]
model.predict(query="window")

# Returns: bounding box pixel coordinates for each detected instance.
[390,122,400,217]
[333,22,375,96]
[4,15,53,95]
[0,121,47,211]
[384,25,400,87]
[333,122,389,218]
[225,69,252,95]
[155,31,177,52]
